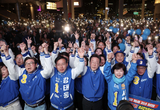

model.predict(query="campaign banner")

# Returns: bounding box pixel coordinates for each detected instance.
[129,94,160,110]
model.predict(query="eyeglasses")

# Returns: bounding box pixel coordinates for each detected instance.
[25,62,35,66]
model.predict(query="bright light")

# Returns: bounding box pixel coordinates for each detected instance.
[105,7,109,10]
[155,36,158,39]
[47,2,57,10]
[74,2,79,6]
[64,25,70,32]
[148,37,151,40]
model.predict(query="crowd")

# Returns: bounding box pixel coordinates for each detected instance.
[0,11,160,110]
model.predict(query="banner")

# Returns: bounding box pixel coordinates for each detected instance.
[129,94,160,110]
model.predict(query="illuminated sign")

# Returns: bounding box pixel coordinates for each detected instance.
[47,2,57,10]
[74,2,79,6]
[134,12,139,15]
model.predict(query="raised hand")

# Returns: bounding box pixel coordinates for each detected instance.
[89,43,94,52]
[132,53,138,63]
[42,42,49,54]
[105,40,111,50]
[107,53,114,62]
[74,43,79,49]
[31,45,36,54]
[78,47,85,58]
[147,44,153,56]
[26,37,32,48]
[54,42,59,51]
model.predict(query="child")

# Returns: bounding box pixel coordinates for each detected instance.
[103,53,138,110]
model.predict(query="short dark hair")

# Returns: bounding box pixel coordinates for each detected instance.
[90,54,101,63]
[99,54,106,62]
[24,57,37,65]
[58,52,69,59]
[112,44,120,51]
[112,63,126,75]
[0,62,7,82]
[98,41,106,46]
[116,100,134,110]
[55,56,68,64]
[0,62,6,69]
[116,37,122,42]
[137,53,144,59]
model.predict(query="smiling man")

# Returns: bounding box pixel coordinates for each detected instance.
[1,43,52,110]
[129,45,157,99]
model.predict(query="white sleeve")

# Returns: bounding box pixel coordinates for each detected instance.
[51,50,58,67]
[124,43,131,56]
[88,48,94,62]
[71,58,84,79]
[134,47,140,53]
[28,48,35,57]
[69,54,75,68]
[21,51,31,60]
[59,47,66,53]
[1,54,24,81]
[40,54,53,79]
[156,63,160,74]
[90,40,96,50]
[39,52,45,69]
[9,48,15,60]
[147,55,157,78]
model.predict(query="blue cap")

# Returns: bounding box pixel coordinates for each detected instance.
[114,50,125,56]
[137,59,147,67]
[126,34,130,37]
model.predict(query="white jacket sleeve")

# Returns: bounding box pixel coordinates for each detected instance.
[156,63,160,74]
[1,53,24,81]
[21,51,31,60]
[28,48,35,57]
[71,58,84,79]
[40,54,53,79]
[69,54,76,68]
[147,54,157,78]
[51,50,58,67]
[9,48,15,60]
[124,43,132,56]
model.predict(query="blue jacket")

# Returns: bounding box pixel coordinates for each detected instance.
[130,70,153,99]
[82,67,105,102]
[104,61,137,110]
[0,76,19,107]
[19,68,46,105]
[50,68,74,110]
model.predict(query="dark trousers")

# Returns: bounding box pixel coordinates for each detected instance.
[49,104,74,110]
[82,97,102,110]
[102,90,109,110]
[74,90,83,110]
